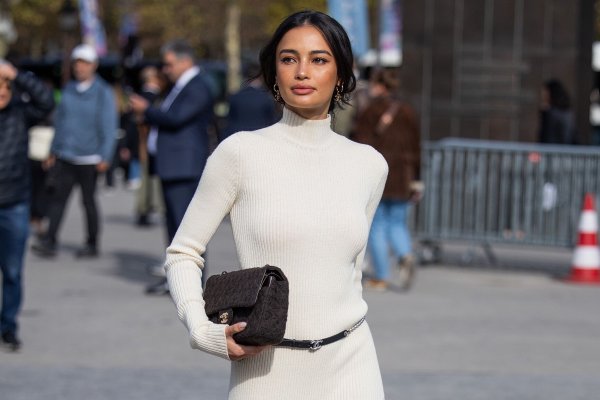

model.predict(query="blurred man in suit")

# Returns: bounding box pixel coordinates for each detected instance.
[130,40,214,295]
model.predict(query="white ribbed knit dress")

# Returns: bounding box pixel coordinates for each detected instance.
[166,108,388,399]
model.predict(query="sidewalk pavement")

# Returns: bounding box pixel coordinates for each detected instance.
[1,186,600,399]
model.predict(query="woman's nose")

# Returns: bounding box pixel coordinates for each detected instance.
[295,63,308,80]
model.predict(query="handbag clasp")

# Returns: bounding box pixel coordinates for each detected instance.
[219,311,230,324]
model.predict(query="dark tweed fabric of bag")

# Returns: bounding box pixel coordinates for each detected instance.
[204,265,289,346]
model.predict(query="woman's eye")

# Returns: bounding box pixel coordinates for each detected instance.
[313,57,329,64]
[280,57,296,64]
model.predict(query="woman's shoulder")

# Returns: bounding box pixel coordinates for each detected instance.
[214,127,273,155]
[335,135,388,173]
[221,126,273,145]
[336,134,384,158]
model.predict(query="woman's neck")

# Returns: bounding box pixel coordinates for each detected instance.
[273,108,334,148]
[285,105,329,120]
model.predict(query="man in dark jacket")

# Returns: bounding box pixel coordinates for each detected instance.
[130,40,214,294]
[0,61,54,350]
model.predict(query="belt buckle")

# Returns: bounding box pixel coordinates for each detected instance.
[309,340,323,351]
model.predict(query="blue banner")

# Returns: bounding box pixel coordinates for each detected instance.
[379,0,401,54]
[79,0,107,56]
[328,0,370,58]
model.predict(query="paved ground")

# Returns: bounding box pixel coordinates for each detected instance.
[1,186,600,399]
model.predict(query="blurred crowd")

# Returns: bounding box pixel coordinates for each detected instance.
[1,37,430,351]
[2,30,584,355]
[12,30,587,353]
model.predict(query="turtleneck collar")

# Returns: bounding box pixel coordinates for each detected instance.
[274,107,335,148]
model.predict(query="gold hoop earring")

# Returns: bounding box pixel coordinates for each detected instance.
[273,83,281,102]
[334,84,343,102]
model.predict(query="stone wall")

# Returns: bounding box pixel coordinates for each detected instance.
[401,0,595,143]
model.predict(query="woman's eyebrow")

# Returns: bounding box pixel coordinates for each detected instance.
[279,49,333,56]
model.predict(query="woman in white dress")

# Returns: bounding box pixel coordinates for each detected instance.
[165,10,388,399]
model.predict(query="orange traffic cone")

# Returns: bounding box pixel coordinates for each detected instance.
[566,193,600,284]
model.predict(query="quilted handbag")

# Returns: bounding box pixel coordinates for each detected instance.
[203,265,289,346]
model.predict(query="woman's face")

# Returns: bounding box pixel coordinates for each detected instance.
[275,25,339,120]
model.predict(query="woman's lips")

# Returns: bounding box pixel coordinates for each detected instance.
[291,86,315,95]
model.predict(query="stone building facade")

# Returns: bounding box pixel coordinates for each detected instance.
[400,0,595,143]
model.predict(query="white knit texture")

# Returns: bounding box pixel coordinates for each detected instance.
[166,108,388,399]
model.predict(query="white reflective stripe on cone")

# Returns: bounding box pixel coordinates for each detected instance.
[578,211,598,232]
[571,246,600,269]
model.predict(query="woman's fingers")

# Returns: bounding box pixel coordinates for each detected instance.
[228,343,270,361]
[225,322,270,360]
[226,322,248,360]
[225,322,247,337]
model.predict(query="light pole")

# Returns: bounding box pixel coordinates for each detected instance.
[225,0,241,95]
[58,0,78,86]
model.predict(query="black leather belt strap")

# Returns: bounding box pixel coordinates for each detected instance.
[276,316,366,351]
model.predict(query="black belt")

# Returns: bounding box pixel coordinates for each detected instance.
[276,316,366,351]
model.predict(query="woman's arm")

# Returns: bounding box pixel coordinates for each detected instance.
[166,134,267,360]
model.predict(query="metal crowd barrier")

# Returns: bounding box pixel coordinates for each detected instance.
[416,138,600,263]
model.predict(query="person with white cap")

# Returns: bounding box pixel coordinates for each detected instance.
[31,43,118,258]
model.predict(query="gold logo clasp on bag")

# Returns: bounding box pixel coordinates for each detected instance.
[219,311,230,324]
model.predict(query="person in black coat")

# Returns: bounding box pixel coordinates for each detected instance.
[130,40,214,294]
[538,79,576,144]
[0,61,54,350]
[222,64,280,139]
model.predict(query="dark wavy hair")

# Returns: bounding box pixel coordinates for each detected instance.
[258,10,356,112]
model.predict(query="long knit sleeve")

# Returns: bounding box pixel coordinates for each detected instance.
[165,135,239,360]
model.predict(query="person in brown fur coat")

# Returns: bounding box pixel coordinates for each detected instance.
[351,68,422,291]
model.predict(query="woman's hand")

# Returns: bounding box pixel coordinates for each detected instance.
[225,322,270,361]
